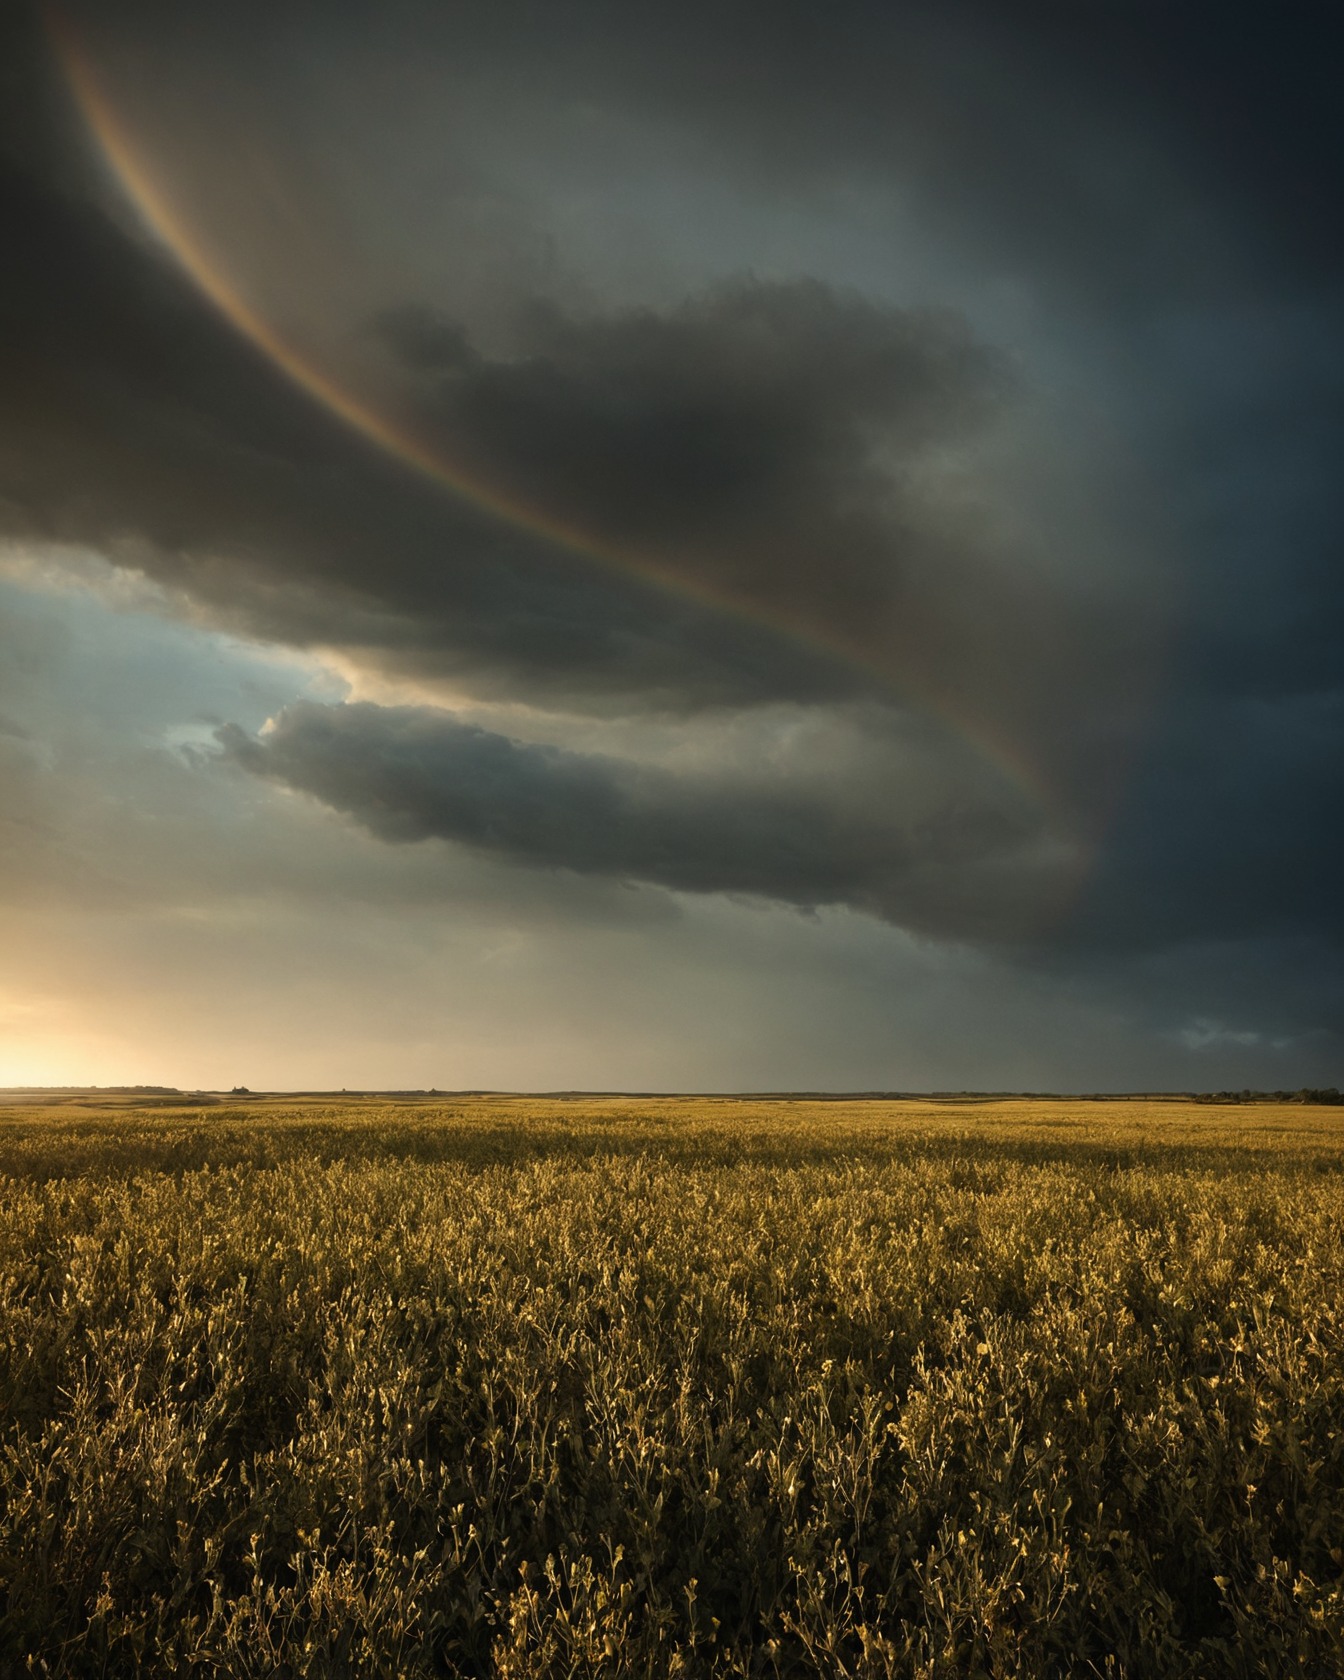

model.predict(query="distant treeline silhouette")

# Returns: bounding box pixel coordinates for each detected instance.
[1191,1087,1343,1105]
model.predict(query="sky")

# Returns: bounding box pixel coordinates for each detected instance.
[0,0,1341,1091]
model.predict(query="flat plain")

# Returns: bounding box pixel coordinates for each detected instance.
[1,1095,1341,1677]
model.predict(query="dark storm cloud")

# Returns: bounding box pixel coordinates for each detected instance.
[0,157,860,711]
[639,0,1344,299]
[382,281,1002,613]
[0,64,1046,731]
[0,101,1165,828]
[1072,688,1344,952]
[204,0,1342,307]
[1,0,1340,1020]
[226,680,1344,964]
[70,0,1337,304]
[222,701,1061,941]
[0,108,1139,811]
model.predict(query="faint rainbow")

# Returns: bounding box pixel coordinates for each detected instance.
[49,7,1061,819]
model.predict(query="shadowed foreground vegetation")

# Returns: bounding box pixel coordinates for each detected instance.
[0,1096,1342,1676]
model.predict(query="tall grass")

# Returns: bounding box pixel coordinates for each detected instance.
[1,1098,1342,1676]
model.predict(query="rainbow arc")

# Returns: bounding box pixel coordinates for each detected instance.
[48,6,1063,823]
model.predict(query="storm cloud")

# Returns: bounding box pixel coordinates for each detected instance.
[0,0,1340,1085]
[222,700,1066,941]
[0,155,1026,720]
[0,147,1165,829]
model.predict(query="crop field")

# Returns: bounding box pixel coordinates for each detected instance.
[0,1095,1342,1678]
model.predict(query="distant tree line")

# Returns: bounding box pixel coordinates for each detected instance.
[1191,1088,1343,1105]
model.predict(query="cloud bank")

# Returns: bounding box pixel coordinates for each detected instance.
[0,0,1338,1084]
[221,701,1066,941]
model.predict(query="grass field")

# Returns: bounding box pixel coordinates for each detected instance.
[0,1096,1341,1677]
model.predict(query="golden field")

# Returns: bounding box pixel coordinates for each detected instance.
[0,1095,1341,1676]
